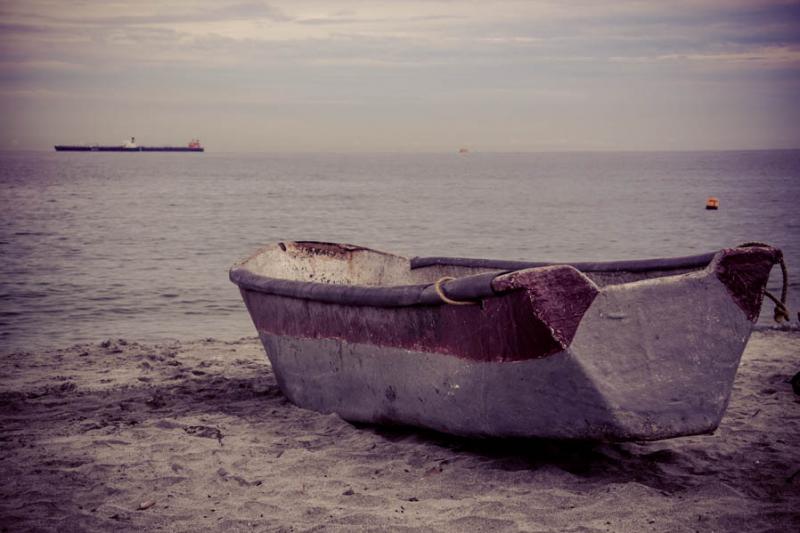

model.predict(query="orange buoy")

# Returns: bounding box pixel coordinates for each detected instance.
[705,197,719,210]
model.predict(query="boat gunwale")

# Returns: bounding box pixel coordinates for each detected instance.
[229,243,720,308]
[409,252,717,273]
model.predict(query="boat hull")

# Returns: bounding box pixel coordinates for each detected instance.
[233,242,779,441]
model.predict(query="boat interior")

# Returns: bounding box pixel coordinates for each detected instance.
[238,241,717,289]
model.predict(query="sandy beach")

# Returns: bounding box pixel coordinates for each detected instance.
[1,330,798,532]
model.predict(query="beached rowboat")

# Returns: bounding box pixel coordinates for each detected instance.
[230,241,783,441]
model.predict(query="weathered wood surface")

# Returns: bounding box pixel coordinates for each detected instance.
[230,242,781,440]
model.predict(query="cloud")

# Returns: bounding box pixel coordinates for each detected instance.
[0,22,49,34]
[296,13,461,26]
[1,0,799,150]
[5,1,290,26]
[4,1,799,64]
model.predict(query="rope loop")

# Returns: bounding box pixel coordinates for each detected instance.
[434,277,477,306]
[763,291,791,323]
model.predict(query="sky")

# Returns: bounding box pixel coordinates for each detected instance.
[1,0,799,152]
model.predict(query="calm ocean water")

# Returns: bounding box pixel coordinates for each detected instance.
[1,150,798,352]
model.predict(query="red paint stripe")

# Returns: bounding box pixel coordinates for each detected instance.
[241,266,598,362]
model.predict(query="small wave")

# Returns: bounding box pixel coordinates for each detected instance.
[13,231,51,237]
[17,291,48,299]
[107,308,139,316]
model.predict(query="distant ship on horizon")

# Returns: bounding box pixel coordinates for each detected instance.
[54,137,204,152]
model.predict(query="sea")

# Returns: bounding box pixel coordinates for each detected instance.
[1,150,798,353]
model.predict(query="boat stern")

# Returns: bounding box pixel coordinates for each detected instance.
[565,244,782,440]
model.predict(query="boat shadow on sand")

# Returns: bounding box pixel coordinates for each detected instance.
[3,331,798,515]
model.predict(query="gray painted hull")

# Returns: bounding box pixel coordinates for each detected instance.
[256,270,752,441]
[232,241,781,441]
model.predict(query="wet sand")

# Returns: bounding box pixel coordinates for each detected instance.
[1,330,798,532]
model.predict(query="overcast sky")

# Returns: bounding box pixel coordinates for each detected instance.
[1,0,799,152]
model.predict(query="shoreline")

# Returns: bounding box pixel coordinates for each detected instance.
[1,331,799,531]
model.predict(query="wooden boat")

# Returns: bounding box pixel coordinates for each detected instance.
[230,241,784,441]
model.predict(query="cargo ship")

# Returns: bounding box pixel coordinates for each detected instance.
[54,137,204,152]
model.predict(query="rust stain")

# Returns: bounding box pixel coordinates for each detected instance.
[715,246,781,322]
[292,241,367,258]
[492,265,599,350]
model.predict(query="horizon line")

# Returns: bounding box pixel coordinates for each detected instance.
[2,147,800,155]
